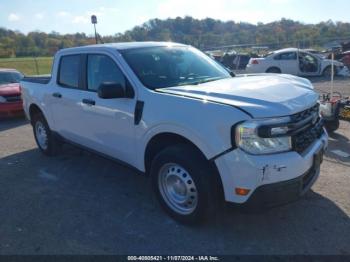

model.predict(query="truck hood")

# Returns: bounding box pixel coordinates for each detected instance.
[0,83,21,96]
[157,74,318,118]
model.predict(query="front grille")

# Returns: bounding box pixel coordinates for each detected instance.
[290,103,319,122]
[4,95,21,102]
[292,117,324,154]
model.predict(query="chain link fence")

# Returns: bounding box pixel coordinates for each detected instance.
[0,57,53,76]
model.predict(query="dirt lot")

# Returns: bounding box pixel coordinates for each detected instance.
[0,78,349,255]
[311,76,350,97]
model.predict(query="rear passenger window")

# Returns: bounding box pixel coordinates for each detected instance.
[58,55,80,88]
[274,52,297,60]
[87,54,126,91]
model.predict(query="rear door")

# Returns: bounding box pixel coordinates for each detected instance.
[274,52,298,75]
[49,54,91,146]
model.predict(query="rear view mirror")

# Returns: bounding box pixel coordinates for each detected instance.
[98,82,125,99]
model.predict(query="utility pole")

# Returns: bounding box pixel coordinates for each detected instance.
[91,15,98,44]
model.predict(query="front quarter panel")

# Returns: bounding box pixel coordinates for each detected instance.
[135,90,251,171]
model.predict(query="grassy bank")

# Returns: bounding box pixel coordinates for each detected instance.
[0,57,53,75]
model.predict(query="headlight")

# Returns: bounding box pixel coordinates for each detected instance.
[235,119,292,155]
[0,96,6,103]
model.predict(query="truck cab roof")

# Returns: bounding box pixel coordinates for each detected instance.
[57,41,187,55]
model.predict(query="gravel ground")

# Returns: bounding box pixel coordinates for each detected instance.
[311,76,350,97]
[0,79,349,255]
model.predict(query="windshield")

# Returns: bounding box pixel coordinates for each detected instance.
[121,46,231,89]
[0,71,23,86]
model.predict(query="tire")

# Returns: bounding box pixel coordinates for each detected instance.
[324,119,340,133]
[323,66,335,78]
[266,67,281,74]
[150,144,218,225]
[32,112,61,156]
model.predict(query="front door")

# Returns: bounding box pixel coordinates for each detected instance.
[298,52,320,76]
[78,53,137,165]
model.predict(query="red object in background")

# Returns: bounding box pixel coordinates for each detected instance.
[340,53,350,67]
[0,82,24,118]
[0,69,24,118]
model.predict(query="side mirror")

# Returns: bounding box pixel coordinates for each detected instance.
[229,70,235,77]
[98,82,125,99]
[224,67,235,77]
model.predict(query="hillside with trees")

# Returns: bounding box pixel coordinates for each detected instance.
[1,17,350,58]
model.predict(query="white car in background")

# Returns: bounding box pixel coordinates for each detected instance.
[246,48,344,77]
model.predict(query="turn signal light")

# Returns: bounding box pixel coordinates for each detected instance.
[235,188,250,196]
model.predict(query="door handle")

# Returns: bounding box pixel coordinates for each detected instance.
[82,98,95,106]
[52,92,62,98]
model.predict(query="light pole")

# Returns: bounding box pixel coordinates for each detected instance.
[91,15,98,44]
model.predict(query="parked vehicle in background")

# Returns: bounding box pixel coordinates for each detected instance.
[339,51,350,68]
[21,42,328,224]
[246,48,344,77]
[301,49,325,59]
[232,54,251,70]
[0,69,24,118]
[208,51,251,71]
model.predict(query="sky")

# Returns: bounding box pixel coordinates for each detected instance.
[0,0,349,36]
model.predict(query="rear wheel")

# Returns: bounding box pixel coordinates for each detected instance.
[32,113,61,156]
[150,144,217,224]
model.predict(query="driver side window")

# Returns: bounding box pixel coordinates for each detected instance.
[87,54,126,91]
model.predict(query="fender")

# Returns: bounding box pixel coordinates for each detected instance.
[136,123,222,172]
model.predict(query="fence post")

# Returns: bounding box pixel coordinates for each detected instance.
[34,57,39,75]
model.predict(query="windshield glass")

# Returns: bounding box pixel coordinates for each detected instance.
[121,46,230,89]
[0,71,23,86]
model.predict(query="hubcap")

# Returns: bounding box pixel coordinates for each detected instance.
[35,121,48,150]
[158,163,198,215]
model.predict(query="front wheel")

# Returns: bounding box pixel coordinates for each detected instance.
[323,66,335,78]
[150,144,217,224]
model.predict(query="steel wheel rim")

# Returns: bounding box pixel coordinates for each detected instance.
[158,163,198,215]
[35,121,48,150]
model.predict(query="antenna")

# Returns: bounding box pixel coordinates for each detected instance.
[91,15,98,44]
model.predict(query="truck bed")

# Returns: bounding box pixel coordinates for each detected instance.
[22,75,51,85]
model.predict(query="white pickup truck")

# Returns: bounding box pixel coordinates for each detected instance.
[21,42,328,224]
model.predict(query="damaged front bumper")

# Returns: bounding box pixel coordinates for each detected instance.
[215,130,328,204]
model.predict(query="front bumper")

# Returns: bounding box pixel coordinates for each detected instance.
[242,159,321,208]
[0,101,24,118]
[215,130,328,204]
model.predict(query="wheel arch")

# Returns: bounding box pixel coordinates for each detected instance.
[144,132,205,173]
[266,66,281,73]
[29,103,44,124]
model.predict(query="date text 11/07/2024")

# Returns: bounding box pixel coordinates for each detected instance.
[127,256,220,261]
